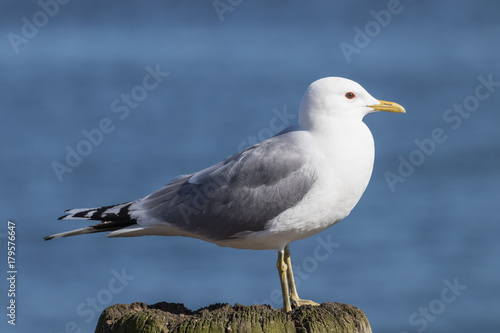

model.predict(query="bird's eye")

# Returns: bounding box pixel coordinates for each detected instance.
[345,92,355,99]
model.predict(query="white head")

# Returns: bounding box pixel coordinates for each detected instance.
[299,77,405,131]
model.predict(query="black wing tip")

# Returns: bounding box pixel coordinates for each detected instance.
[43,235,54,241]
[58,208,73,220]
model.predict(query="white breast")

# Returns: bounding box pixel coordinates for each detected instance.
[213,120,375,251]
[266,120,375,246]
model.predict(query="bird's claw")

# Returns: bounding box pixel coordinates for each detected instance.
[291,298,320,309]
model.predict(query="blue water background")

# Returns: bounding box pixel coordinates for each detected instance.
[1,1,499,332]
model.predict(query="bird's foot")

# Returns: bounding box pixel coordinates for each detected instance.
[291,298,320,309]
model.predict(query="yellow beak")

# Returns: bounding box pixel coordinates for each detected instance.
[369,100,406,113]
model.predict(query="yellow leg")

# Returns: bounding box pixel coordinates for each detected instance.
[277,249,292,312]
[284,244,320,308]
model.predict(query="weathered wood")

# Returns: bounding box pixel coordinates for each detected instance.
[95,302,372,333]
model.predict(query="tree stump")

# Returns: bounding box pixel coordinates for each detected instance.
[95,302,372,333]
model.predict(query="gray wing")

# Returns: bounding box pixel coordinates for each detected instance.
[133,136,316,241]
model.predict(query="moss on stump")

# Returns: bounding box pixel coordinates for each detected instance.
[95,302,372,333]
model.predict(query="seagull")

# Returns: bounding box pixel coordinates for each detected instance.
[45,77,405,312]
